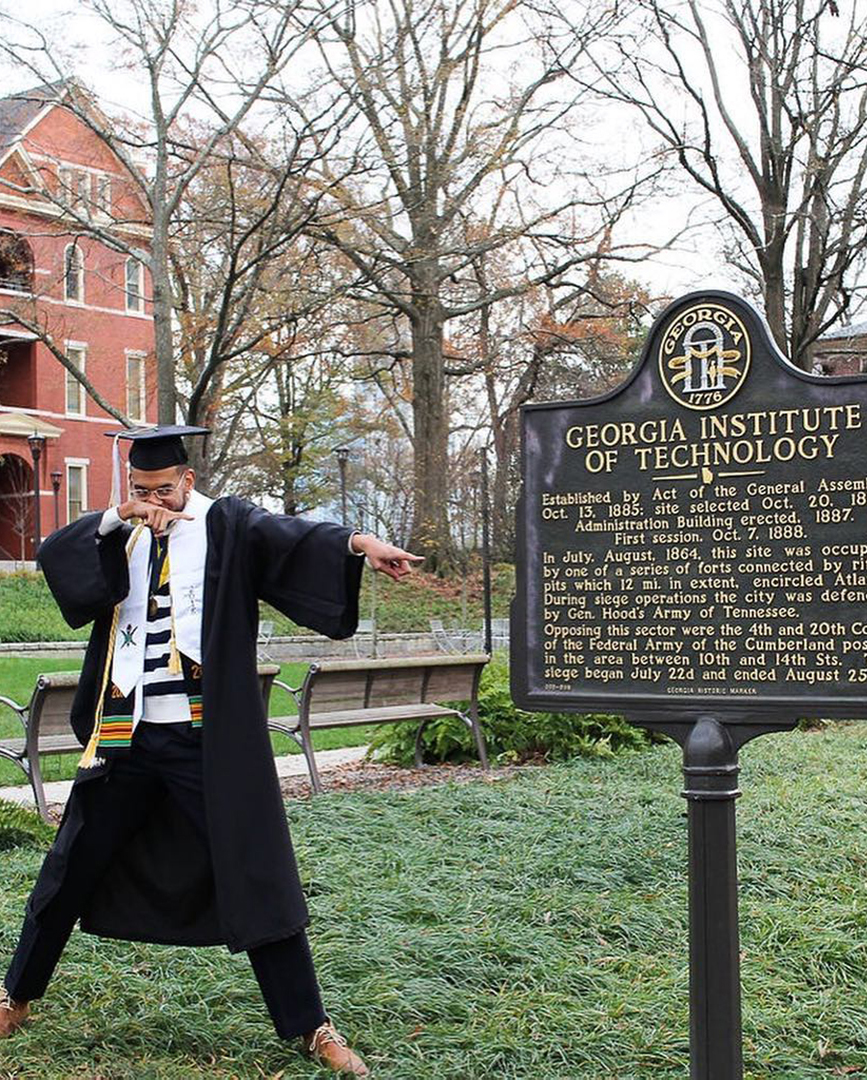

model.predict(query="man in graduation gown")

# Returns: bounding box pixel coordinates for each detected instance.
[0,426,421,1076]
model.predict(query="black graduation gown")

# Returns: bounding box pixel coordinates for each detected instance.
[32,496,363,953]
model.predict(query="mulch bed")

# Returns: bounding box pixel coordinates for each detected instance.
[41,762,536,819]
[279,760,537,799]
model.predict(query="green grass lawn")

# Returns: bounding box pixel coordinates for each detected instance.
[2,725,867,1077]
[0,658,375,788]
[0,564,516,643]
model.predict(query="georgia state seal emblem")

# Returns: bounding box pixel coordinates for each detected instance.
[658,302,751,411]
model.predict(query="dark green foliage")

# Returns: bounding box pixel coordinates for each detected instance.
[0,572,89,643]
[267,561,517,635]
[0,798,55,851]
[370,656,652,765]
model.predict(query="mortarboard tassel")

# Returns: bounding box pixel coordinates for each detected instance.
[110,431,124,508]
[162,546,182,675]
[168,614,182,675]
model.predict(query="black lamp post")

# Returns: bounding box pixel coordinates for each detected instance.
[50,470,62,530]
[335,445,350,526]
[26,432,46,559]
[479,446,492,655]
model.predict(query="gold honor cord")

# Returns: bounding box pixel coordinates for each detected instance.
[164,550,182,676]
[79,523,146,769]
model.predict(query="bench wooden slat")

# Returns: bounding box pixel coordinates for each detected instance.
[305,654,489,674]
[272,703,459,731]
[276,655,491,793]
[307,669,370,713]
[34,689,80,737]
[1,734,81,756]
[367,668,426,708]
[424,663,478,701]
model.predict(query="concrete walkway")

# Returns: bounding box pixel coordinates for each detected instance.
[0,745,369,810]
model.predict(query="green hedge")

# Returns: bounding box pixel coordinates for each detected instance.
[0,572,89,643]
[1,564,518,641]
[369,656,654,765]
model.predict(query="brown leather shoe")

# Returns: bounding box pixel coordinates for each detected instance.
[0,987,30,1037]
[304,1020,369,1076]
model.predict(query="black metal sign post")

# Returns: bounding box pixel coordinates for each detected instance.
[510,291,867,1078]
[663,716,792,1078]
[684,717,742,1079]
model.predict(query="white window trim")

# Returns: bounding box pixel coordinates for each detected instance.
[95,173,112,216]
[64,341,87,418]
[63,243,84,304]
[0,404,122,426]
[58,167,91,219]
[65,461,88,523]
[125,256,144,313]
[125,350,147,423]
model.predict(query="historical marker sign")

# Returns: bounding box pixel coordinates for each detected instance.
[511,290,867,724]
[511,291,867,1079]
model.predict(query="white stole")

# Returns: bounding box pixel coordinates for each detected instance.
[168,488,212,663]
[110,489,213,725]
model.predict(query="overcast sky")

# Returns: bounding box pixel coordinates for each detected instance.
[0,0,772,308]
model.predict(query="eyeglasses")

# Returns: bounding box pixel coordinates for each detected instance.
[130,475,187,501]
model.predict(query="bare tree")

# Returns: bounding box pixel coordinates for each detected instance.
[169,129,358,490]
[589,0,867,366]
[449,251,653,558]
[0,0,334,421]
[301,0,657,569]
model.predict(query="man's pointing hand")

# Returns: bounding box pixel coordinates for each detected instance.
[118,500,194,537]
[350,534,424,581]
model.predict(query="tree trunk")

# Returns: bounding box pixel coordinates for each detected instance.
[150,149,176,422]
[490,413,517,562]
[485,368,515,562]
[762,261,788,361]
[759,192,790,361]
[152,297,176,422]
[407,272,452,572]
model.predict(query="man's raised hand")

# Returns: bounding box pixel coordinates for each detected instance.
[118,500,194,537]
[350,535,424,581]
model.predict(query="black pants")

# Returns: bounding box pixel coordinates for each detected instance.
[4,722,326,1040]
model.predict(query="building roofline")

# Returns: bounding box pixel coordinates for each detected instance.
[819,320,867,342]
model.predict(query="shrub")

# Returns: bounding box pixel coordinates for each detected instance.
[369,656,654,765]
[0,799,55,850]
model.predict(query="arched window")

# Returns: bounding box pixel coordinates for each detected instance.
[0,231,33,293]
[125,256,143,312]
[64,243,84,303]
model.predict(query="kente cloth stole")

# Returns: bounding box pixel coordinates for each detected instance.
[99,668,203,750]
[85,491,214,755]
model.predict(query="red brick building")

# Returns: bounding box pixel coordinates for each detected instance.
[813,321,867,376]
[0,82,155,561]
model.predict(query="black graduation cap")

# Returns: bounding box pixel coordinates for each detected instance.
[105,425,210,470]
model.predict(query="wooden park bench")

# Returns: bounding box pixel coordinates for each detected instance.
[0,664,280,822]
[268,654,491,794]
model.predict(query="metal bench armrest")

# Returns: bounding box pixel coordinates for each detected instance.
[0,695,27,733]
[272,678,302,709]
